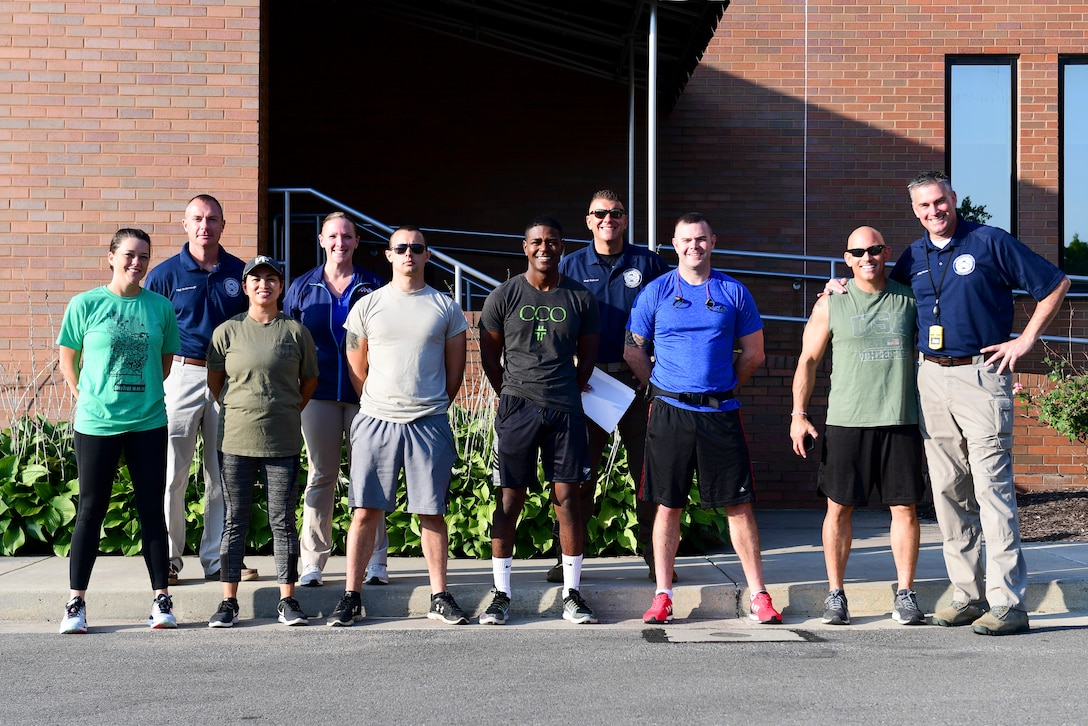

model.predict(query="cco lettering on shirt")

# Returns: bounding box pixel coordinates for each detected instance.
[518,305,568,322]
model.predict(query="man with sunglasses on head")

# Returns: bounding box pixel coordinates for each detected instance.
[326,226,471,626]
[791,226,926,627]
[478,215,601,625]
[625,212,781,625]
[550,190,671,583]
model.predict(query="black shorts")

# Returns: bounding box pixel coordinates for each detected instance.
[816,424,925,507]
[494,394,590,487]
[642,400,755,509]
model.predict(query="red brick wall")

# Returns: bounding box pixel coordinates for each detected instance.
[0,0,262,421]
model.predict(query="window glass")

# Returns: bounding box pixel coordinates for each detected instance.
[1062,60,1088,274]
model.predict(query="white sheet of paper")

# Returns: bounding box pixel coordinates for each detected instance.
[582,368,637,433]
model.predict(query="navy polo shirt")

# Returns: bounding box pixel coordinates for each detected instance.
[144,244,248,359]
[559,242,670,363]
[890,220,1066,358]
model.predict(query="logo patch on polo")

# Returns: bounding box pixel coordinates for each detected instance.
[224,279,241,296]
[622,268,643,288]
[953,254,975,276]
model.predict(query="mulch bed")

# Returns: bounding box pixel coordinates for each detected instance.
[918,489,1088,543]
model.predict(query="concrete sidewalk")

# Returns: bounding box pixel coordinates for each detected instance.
[4,509,1088,626]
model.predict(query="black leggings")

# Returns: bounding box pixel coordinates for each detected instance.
[70,427,170,591]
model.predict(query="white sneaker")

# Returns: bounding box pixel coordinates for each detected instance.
[299,564,323,587]
[148,593,177,629]
[59,596,87,634]
[364,563,388,585]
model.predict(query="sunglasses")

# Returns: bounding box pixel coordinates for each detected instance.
[845,244,887,258]
[589,209,627,220]
[390,243,426,255]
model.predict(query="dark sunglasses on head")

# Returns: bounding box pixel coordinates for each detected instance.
[589,209,626,219]
[391,243,426,255]
[846,244,887,258]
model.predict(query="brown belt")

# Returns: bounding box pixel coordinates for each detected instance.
[174,355,207,367]
[922,354,975,367]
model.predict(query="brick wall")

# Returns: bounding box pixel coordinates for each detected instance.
[0,0,262,422]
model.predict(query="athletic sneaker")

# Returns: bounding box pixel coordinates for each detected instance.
[748,590,783,624]
[148,593,178,629]
[822,589,850,625]
[892,588,926,625]
[277,596,309,626]
[562,589,598,624]
[327,591,362,627]
[479,588,511,625]
[427,591,469,625]
[208,598,240,628]
[545,562,564,583]
[643,593,673,624]
[299,564,323,587]
[364,563,389,585]
[59,596,88,634]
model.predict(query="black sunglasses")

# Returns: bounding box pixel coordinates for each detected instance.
[845,244,887,258]
[390,243,426,255]
[589,209,626,219]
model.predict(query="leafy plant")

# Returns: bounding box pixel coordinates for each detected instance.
[1017,350,1088,444]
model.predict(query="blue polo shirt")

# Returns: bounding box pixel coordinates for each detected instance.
[283,263,385,402]
[144,244,248,359]
[627,270,763,412]
[890,220,1066,358]
[559,242,670,363]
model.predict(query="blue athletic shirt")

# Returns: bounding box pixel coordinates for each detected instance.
[283,264,385,402]
[559,242,670,363]
[626,269,764,412]
[144,243,247,359]
[890,220,1066,358]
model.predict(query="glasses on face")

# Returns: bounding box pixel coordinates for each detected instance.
[846,244,887,258]
[390,243,426,255]
[589,209,626,220]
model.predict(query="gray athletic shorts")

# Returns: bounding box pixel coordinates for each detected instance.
[348,412,457,515]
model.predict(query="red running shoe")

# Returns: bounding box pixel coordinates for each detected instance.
[643,593,673,624]
[749,590,782,624]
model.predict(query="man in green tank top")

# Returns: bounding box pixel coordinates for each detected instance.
[789,226,926,627]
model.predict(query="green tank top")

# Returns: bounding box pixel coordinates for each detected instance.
[825,278,918,427]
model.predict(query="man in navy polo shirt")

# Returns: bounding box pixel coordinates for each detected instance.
[892,171,1069,635]
[145,194,247,583]
[554,189,670,582]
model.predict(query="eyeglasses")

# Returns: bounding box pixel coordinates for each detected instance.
[390,243,426,255]
[589,209,626,220]
[846,244,886,258]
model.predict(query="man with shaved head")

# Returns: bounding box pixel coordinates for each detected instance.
[792,226,926,626]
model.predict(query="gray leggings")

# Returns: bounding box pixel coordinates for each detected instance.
[219,452,301,584]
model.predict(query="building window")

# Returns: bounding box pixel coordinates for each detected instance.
[946,57,1017,234]
[1061,57,1088,275]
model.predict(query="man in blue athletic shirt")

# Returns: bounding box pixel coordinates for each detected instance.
[145,194,247,583]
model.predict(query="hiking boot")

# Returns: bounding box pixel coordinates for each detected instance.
[643,593,673,624]
[545,562,564,583]
[148,593,177,629]
[299,564,323,587]
[277,596,309,626]
[209,598,239,628]
[971,605,1029,636]
[428,591,469,625]
[59,596,87,634]
[562,589,598,624]
[748,590,782,624]
[364,563,389,585]
[932,599,988,627]
[891,589,926,625]
[479,589,511,625]
[327,591,362,627]
[822,589,850,625]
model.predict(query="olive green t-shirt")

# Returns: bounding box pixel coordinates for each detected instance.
[207,313,319,457]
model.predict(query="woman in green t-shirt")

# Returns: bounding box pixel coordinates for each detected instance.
[55,228,181,634]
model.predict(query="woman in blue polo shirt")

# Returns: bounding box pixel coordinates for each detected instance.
[56,228,181,634]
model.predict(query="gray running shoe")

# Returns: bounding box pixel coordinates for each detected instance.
[562,588,598,624]
[891,589,926,625]
[479,589,511,625]
[428,591,469,625]
[822,589,850,625]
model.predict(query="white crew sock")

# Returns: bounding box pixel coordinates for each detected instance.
[562,553,583,598]
[492,556,513,597]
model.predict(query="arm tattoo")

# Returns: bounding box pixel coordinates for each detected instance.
[624,330,648,348]
[346,331,360,352]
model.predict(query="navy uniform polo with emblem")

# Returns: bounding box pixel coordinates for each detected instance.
[559,242,671,364]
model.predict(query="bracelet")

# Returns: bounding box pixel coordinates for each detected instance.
[790,412,807,417]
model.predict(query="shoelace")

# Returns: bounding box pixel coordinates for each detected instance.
[281,597,301,611]
[156,596,173,613]
[66,602,83,617]
[485,592,509,613]
[826,591,846,610]
[217,600,236,614]
[335,594,358,612]
[566,590,590,611]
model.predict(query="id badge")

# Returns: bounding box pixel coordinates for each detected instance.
[928,325,944,350]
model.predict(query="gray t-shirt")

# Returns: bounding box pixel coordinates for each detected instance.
[479,274,600,413]
[344,284,468,424]
[207,313,319,457]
